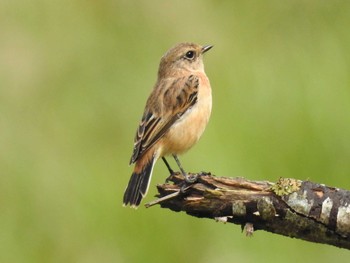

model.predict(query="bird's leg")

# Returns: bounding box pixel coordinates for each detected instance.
[172,154,198,184]
[162,157,176,182]
[162,157,174,174]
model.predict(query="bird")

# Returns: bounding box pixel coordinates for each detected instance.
[123,42,213,208]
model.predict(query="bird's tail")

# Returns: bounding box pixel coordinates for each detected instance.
[123,153,156,208]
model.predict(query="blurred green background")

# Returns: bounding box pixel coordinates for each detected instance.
[1,0,350,262]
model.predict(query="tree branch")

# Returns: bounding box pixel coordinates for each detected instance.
[146,172,350,249]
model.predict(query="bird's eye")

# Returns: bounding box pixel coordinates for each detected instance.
[185,50,195,59]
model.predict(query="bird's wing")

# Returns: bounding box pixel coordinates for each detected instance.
[129,74,199,164]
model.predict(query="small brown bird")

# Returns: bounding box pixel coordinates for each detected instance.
[123,42,213,208]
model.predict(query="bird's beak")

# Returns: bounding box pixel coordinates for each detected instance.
[202,45,213,53]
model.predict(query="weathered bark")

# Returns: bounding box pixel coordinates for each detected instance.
[146,172,350,249]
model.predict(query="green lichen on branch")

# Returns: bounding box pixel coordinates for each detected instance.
[270,177,302,196]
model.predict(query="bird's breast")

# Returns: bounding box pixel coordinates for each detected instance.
[160,74,212,155]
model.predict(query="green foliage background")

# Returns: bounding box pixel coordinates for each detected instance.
[1,1,350,262]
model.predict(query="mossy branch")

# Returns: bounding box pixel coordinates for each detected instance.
[146,172,350,249]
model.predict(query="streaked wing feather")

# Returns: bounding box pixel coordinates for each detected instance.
[130,74,199,164]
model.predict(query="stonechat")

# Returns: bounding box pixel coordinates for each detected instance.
[123,42,213,208]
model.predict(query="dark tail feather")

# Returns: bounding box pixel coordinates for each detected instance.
[123,156,155,208]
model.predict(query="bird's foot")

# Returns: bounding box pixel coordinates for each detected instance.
[165,171,176,183]
[179,173,199,193]
[184,173,198,184]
